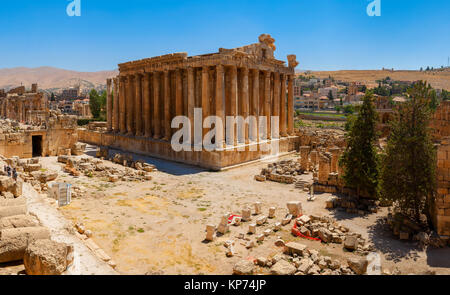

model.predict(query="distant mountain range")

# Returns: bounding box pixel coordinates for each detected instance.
[0,66,118,93]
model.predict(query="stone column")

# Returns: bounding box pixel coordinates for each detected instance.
[153,72,161,139]
[163,70,171,141]
[113,77,120,132]
[330,147,341,173]
[229,66,238,146]
[242,68,250,144]
[318,153,331,183]
[106,78,113,132]
[215,65,225,149]
[175,69,183,117]
[252,69,259,142]
[126,75,134,136]
[143,73,152,137]
[135,73,143,136]
[201,66,210,140]
[299,146,310,171]
[280,74,287,137]
[119,77,126,134]
[264,71,271,140]
[273,72,280,139]
[187,67,195,144]
[287,74,294,135]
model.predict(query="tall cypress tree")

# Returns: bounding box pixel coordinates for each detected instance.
[340,92,379,198]
[380,81,436,223]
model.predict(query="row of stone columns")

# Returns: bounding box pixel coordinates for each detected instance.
[106,66,295,146]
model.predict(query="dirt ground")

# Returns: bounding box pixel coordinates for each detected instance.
[311,69,450,90]
[35,145,450,275]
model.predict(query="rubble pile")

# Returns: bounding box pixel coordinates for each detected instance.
[297,129,346,150]
[292,214,373,255]
[58,154,154,182]
[385,212,449,247]
[326,195,379,214]
[4,157,58,193]
[233,241,371,275]
[255,160,305,184]
[205,200,373,263]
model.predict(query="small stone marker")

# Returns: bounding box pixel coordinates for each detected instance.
[248,223,256,234]
[241,208,251,221]
[281,214,293,225]
[286,201,303,217]
[268,207,276,218]
[254,202,262,215]
[256,215,267,226]
[205,224,215,241]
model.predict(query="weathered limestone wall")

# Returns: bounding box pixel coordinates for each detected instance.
[0,114,78,158]
[78,129,299,170]
[432,101,450,236]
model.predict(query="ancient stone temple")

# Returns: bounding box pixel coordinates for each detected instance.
[0,84,48,125]
[79,35,300,170]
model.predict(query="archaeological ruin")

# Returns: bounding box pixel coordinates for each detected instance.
[78,34,300,170]
[0,84,48,125]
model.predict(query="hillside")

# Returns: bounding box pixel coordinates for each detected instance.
[310,69,450,90]
[0,66,118,92]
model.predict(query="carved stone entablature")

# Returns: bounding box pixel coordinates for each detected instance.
[287,55,299,69]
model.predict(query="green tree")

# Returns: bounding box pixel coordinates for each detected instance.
[380,81,436,223]
[327,90,334,101]
[89,89,101,118]
[339,92,379,198]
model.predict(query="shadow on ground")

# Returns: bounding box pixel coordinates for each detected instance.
[84,144,207,176]
[426,247,450,268]
[367,217,421,263]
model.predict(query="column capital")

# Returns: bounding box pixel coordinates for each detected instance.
[216,64,224,73]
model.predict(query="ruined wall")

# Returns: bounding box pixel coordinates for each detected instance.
[78,129,300,170]
[432,101,450,236]
[0,115,78,158]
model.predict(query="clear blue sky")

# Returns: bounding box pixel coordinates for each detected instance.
[0,0,448,72]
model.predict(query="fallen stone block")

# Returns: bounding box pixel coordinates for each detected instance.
[0,196,26,207]
[233,259,254,275]
[0,215,39,230]
[284,242,307,256]
[271,260,296,275]
[256,215,267,226]
[0,227,51,263]
[0,205,27,219]
[281,215,292,226]
[23,239,74,275]
[286,201,302,217]
[254,175,266,182]
[347,257,368,275]
[344,235,358,250]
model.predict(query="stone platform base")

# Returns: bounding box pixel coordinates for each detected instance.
[78,129,300,171]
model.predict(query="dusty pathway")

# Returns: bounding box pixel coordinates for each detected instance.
[24,182,117,275]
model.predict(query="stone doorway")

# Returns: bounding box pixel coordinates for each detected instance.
[32,135,43,157]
